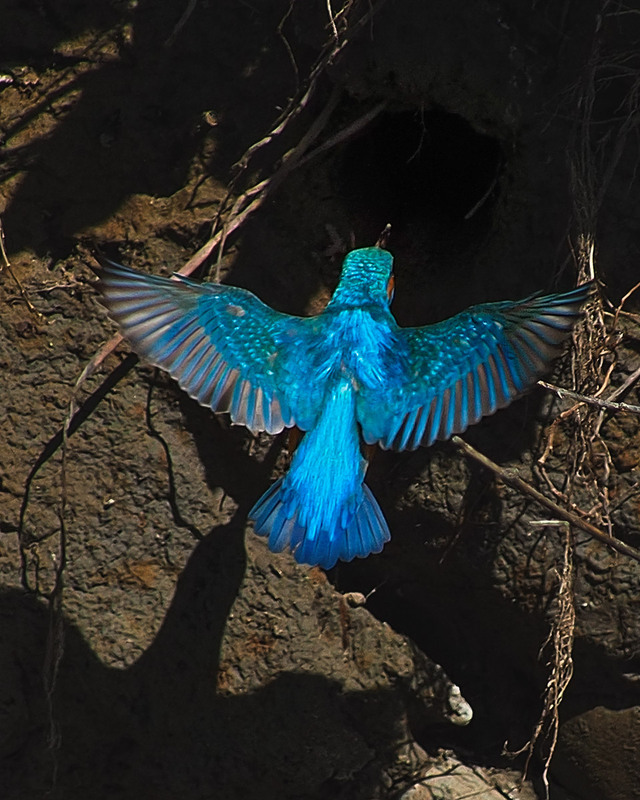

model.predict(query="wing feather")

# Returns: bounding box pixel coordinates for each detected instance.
[359,282,595,450]
[98,259,316,434]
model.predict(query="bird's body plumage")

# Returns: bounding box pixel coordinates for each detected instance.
[98,247,594,568]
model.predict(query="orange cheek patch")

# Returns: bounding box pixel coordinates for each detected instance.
[387,275,395,300]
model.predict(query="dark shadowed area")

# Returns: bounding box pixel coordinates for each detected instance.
[2,2,640,798]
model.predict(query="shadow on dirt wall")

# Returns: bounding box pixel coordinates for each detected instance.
[0,517,414,800]
[1,0,298,258]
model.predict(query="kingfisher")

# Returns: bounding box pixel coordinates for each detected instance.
[98,247,593,569]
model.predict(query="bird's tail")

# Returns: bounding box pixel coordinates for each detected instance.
[249,478,390,569]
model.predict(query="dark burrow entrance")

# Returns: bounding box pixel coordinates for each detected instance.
[337,107,503,272]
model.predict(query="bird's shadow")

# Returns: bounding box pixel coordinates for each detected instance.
[330,394,562,756]
[0,513,414,800]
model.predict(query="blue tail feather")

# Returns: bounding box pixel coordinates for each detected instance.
[250,479,390,569]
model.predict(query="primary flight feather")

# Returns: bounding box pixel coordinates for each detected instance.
[98,247,594,568]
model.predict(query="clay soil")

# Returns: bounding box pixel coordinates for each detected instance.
[2,2,640,799]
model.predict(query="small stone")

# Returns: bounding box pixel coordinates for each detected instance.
[343,591,367,607]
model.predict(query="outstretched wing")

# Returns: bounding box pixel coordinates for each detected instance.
[98,259,320,434]
[358,282,595,450]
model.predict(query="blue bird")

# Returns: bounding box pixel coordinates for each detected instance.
[98,247,594,568]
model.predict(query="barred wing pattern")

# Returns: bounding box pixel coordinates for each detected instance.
[358,283,595,451]
[98,259,312,435]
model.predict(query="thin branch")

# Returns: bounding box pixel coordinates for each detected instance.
[0,218,44,320]
[464,168,500,220]
[293,99,387,171]
[538,379,640,415]
[164,0,199,47]
[326,0,339,42]
[602,362,640,404]
[452,436,640,565]
[277,1,300,93]
[513,524,575,795]
[232,0,384,176]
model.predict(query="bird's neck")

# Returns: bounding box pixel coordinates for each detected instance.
[327,284,389,311]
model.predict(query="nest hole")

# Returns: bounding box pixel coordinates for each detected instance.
[338,107,503,257]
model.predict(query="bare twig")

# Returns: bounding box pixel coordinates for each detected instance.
[538,379,640,415]
[230,0,384,177]
[326,0,339,42]
[293,99,387,172]
[610,279,640,331]
[277,1,300,93]
[517,525,575,795]
[0,218,44,320]
[164,0,199,47]
[37,280,85,293]
[464,168,501,220]
[601,362,640,405]
[452,436,640,564]
[212,82,344,278]
[65,331,125,397]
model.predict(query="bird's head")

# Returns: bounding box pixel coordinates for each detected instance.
[329,247,395,309]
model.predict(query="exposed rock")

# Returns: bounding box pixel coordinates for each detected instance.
[554,706,640,800]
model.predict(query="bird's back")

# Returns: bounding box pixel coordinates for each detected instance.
[303,304,406,397]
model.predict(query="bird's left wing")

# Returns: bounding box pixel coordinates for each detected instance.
[98,259,320,434]
[358,282,595,450]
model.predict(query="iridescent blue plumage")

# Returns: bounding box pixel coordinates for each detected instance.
[98,247,594,569]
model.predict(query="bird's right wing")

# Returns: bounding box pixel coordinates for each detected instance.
[98,259,323,434]
[358,282,596,450]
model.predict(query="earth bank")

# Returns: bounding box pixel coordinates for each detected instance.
[1,2,640,798]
